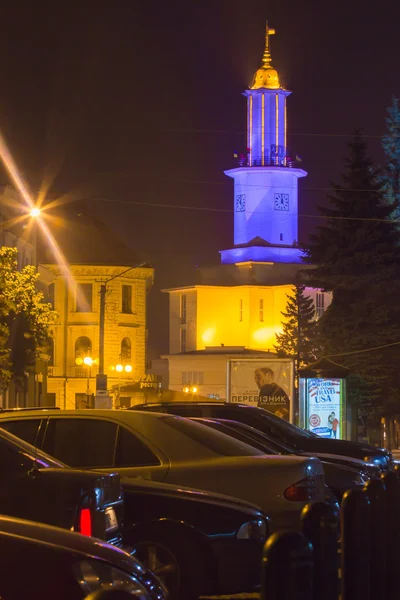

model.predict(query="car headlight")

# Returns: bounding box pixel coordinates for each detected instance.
[237,519,267,540]
[74,559,149,598]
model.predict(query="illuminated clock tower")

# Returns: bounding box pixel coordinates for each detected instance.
[221,23,307,265]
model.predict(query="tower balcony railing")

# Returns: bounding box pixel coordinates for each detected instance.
[235,156,295,168]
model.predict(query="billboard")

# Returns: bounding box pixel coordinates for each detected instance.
[226,358,294,422]
[304,378,344,439]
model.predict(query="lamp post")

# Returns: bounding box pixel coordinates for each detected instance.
[76,355,94,408]
[111,363,132,409]
[98,262,147,376]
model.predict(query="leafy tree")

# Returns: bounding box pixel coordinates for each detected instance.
[274,285,320,372]
[0,247,57,391]
[381,96,400,221]
[302,131,400,410]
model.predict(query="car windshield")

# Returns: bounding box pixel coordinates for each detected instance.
[214,420,297,454]
[0,426,67,469]
[161,416,265,457]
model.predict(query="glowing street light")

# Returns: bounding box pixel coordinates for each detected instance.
[76,355,96,406]
[30,207,41,218]
[183,384,198,396]
[110,362,133,408]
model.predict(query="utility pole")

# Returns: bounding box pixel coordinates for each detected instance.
[98,262,148,377]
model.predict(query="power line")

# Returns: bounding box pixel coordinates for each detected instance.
[95,198,400,224]
[326,341,400,358]
[165,128,388,139]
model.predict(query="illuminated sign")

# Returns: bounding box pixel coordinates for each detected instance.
[305,378,343,439]
[227,358,294,422]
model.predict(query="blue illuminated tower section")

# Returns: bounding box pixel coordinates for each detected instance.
[221,23,307,265]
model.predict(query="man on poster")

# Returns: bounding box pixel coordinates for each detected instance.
[254,367,290,420]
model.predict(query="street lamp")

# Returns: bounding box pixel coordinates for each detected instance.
[183,384,198,397]
[29,206,41,267]
[76,355,95,408]
[110,363,133,409]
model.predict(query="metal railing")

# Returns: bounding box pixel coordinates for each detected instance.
[235,156,296,168]
[261,469,400,600]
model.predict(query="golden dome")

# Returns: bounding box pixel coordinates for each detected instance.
[250,22,281,90]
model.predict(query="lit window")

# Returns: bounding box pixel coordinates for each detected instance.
[76,284,93,312]
[259,299,264,322]
[180,328,187,353]
[180,295,187,324]
[75,336,92,361]
[122,285,132,314]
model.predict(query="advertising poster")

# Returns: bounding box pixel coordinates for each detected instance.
[227,358,294,422]
[306,378,342,439]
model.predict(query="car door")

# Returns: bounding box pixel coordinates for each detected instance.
[42,416,169,480]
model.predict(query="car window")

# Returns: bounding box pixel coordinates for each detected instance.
[115,426,160,467]
[0,438,34,476]
[196,420,280,454]
[43,419,118,468]
[161,416,264,457]
[0,419,42,447]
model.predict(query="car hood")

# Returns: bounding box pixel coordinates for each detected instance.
[302,452,376,471]
[121,476,265,516]
[0,515,145,576]
[301,437,389,458]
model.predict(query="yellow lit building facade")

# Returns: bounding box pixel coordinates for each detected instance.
[162,24,331,398]
[45,263,153,409]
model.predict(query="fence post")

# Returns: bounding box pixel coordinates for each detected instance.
[261,531,313,600]
[301,501,340,600]
[363,478,387,600]
[341,487,370,600]
[382,470,400,597]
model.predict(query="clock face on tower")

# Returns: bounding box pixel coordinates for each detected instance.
[274,193,290,211]
[236,194,246,212]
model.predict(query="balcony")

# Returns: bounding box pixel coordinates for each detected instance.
[234,156,295,168]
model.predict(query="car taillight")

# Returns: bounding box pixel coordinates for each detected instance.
[283,476,316,502]
[79,508,92,537]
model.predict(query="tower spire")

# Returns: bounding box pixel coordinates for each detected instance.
[251,21,280,90]
[262,22,276,69]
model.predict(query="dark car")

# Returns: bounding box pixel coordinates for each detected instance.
[0,421,124,546]
[0,410,269,600]
[0,514,166,600]
[131,401,393,470]
[190,417,371,501]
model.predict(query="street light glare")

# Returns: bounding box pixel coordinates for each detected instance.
[83,356,94,366]
[116,364,124,372]
[124,364,133,373]
[30,207,41,217]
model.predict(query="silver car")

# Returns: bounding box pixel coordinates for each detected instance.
[0,409,325,532]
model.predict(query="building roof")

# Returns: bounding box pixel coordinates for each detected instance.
[38,200,143,266]
[162,347,279,358]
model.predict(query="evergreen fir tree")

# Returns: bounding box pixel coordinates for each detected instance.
[381,97,400,221]
[274,285,320,371]
[302,131,400,410]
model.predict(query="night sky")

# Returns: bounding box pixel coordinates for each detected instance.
[1,0,400,358]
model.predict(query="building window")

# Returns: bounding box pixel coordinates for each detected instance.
[75,336,92,360]
[182,371,204,385]
[76,283,93,312]
[180,294,187,324]
[48,283,55,309]
[121,337,131,361]
[239,299,243,322]
[122,285,132,314]
[180,328,187,353]
[315,293,325,318]
[259,299,264,322]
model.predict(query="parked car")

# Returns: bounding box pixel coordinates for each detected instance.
[131,402,393,470]
[0,409,325,534]
[190,417,371,501]
[0,424,123,545]
[0,514,166,600]
[0,410,270,600]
